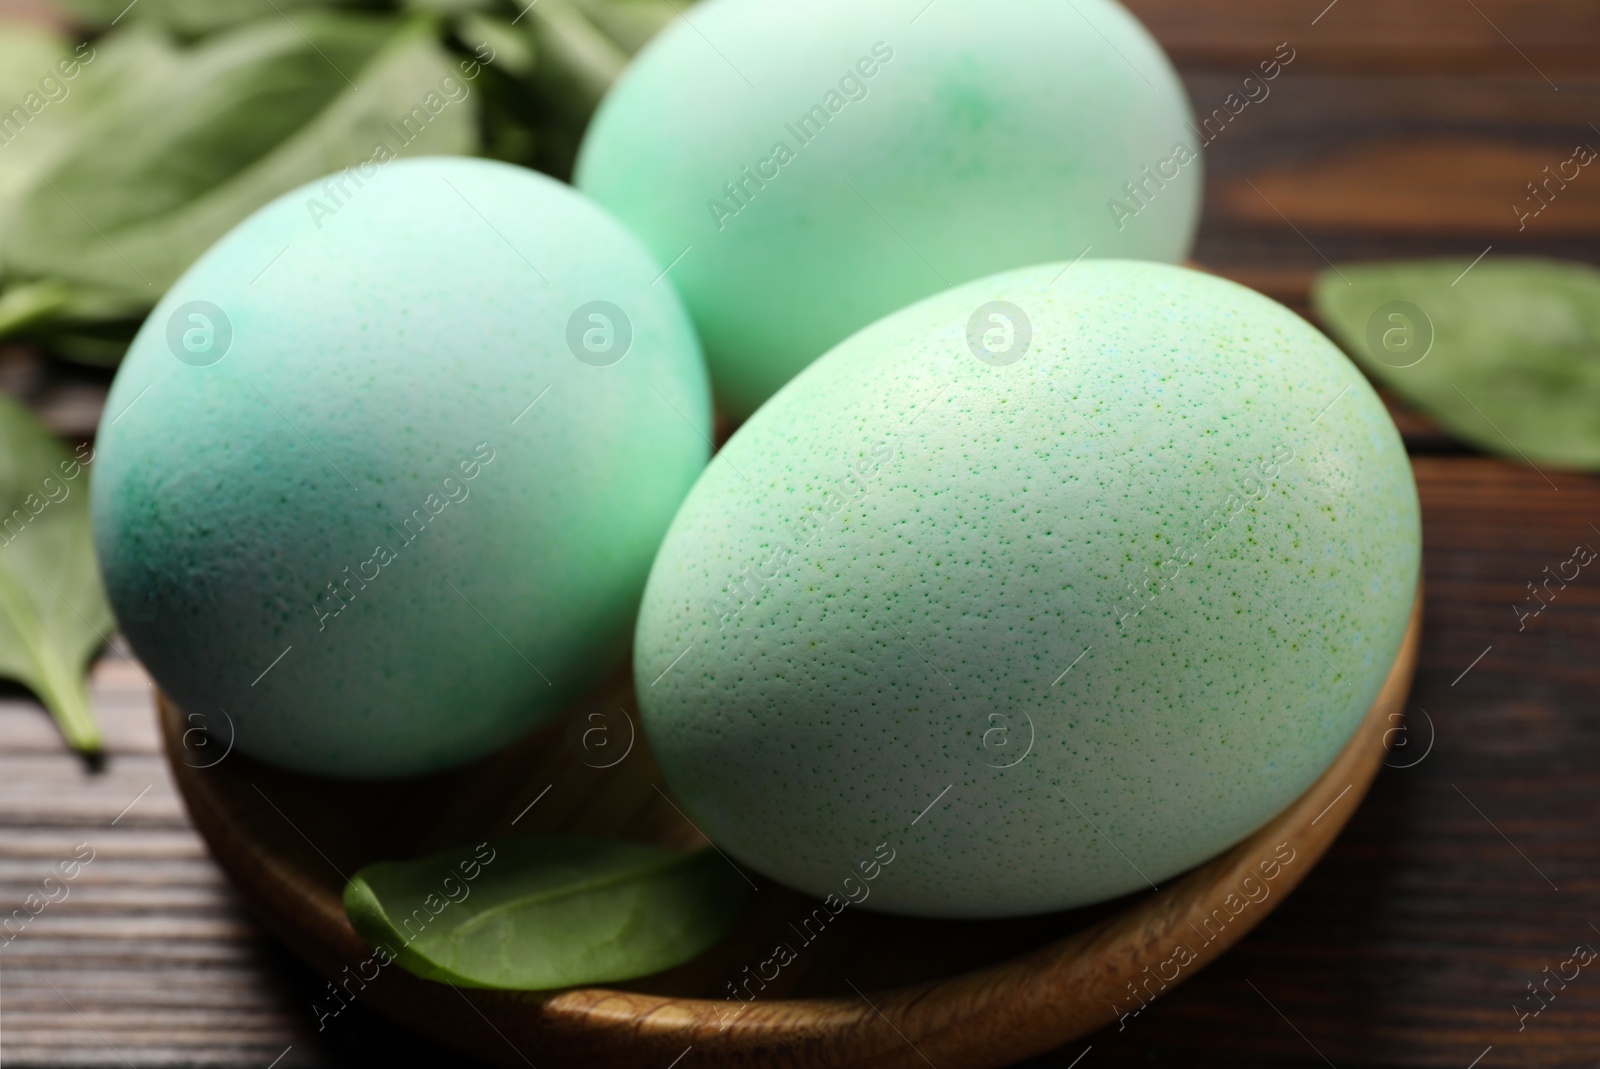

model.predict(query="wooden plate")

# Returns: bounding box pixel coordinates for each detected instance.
[160,594,1420,1069]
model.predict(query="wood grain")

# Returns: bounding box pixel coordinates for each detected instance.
[155,596,1419,1069]
[1124,0,1600,76]
[10,456,1599,1067]
[2,1,1599,1066]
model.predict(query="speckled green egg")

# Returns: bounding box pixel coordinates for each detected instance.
[575,0,1202,420]
[634,260,1419,917]
[92,157,710,779]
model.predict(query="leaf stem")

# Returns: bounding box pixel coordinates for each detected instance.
[0,562,103,754]
[38,651,102,754]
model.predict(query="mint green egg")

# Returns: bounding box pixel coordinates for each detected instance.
[92,157,710,779]
[576,0,1201,419]
[634,261,1419,918]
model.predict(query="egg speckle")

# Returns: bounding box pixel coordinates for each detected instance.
[92,157,710,778]
[576,0,1202,418]
[634,261,1419,917]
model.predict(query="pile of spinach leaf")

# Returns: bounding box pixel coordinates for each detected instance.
[0,0,678,364]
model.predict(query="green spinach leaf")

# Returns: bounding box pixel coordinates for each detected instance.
[344,835,750,989]
[524,0,630,125]
[57,0,367,38]
[568,0,679,56]
[1314,257,1600,470]
[0,396,112,753]
[4,12,477,307]
[0,24,182,254]
[0,0,688,356]
[0,24,82,212]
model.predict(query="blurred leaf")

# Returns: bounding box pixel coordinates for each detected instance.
[1313,257,1600,470]
[0,0,687,359]
[569,0,678,55]
[56,0,375,37]
[33,317,148,366]
[0,396,111,753]
[449,13,540,166]
[511,0,652,177]
[0,282,148,364]
[0,280,72,337]
[0,25,182,251]
[3,12,478,340]
[455,11,534,77]
[0,20,68,97]
[0,23,76,208]
[344,836,749,989]
[525,0,628,122]
[405,0,497,15]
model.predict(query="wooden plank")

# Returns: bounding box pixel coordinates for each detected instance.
[0,2,1595,1065]
[1216,136,1600,235]
[1125,0,1600,76]
[5,454,1596,1068]
[0,659,468,1068]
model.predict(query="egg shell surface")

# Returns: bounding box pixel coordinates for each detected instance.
[576,0,1202,419]
[92,156,710,779]
[634,260,1419,918]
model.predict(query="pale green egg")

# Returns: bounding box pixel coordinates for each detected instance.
[576,0,1202,419]
[634,261,1419,917]
[92,157,710,779]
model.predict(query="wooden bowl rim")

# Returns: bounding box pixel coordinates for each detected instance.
[161,592,1421,1068]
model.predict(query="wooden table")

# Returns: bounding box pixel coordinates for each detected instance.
[3,1,1599,1065]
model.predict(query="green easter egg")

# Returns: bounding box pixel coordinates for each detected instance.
[577,0,1202,418]
[92,157,710,778]
[634,261,1418,917]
